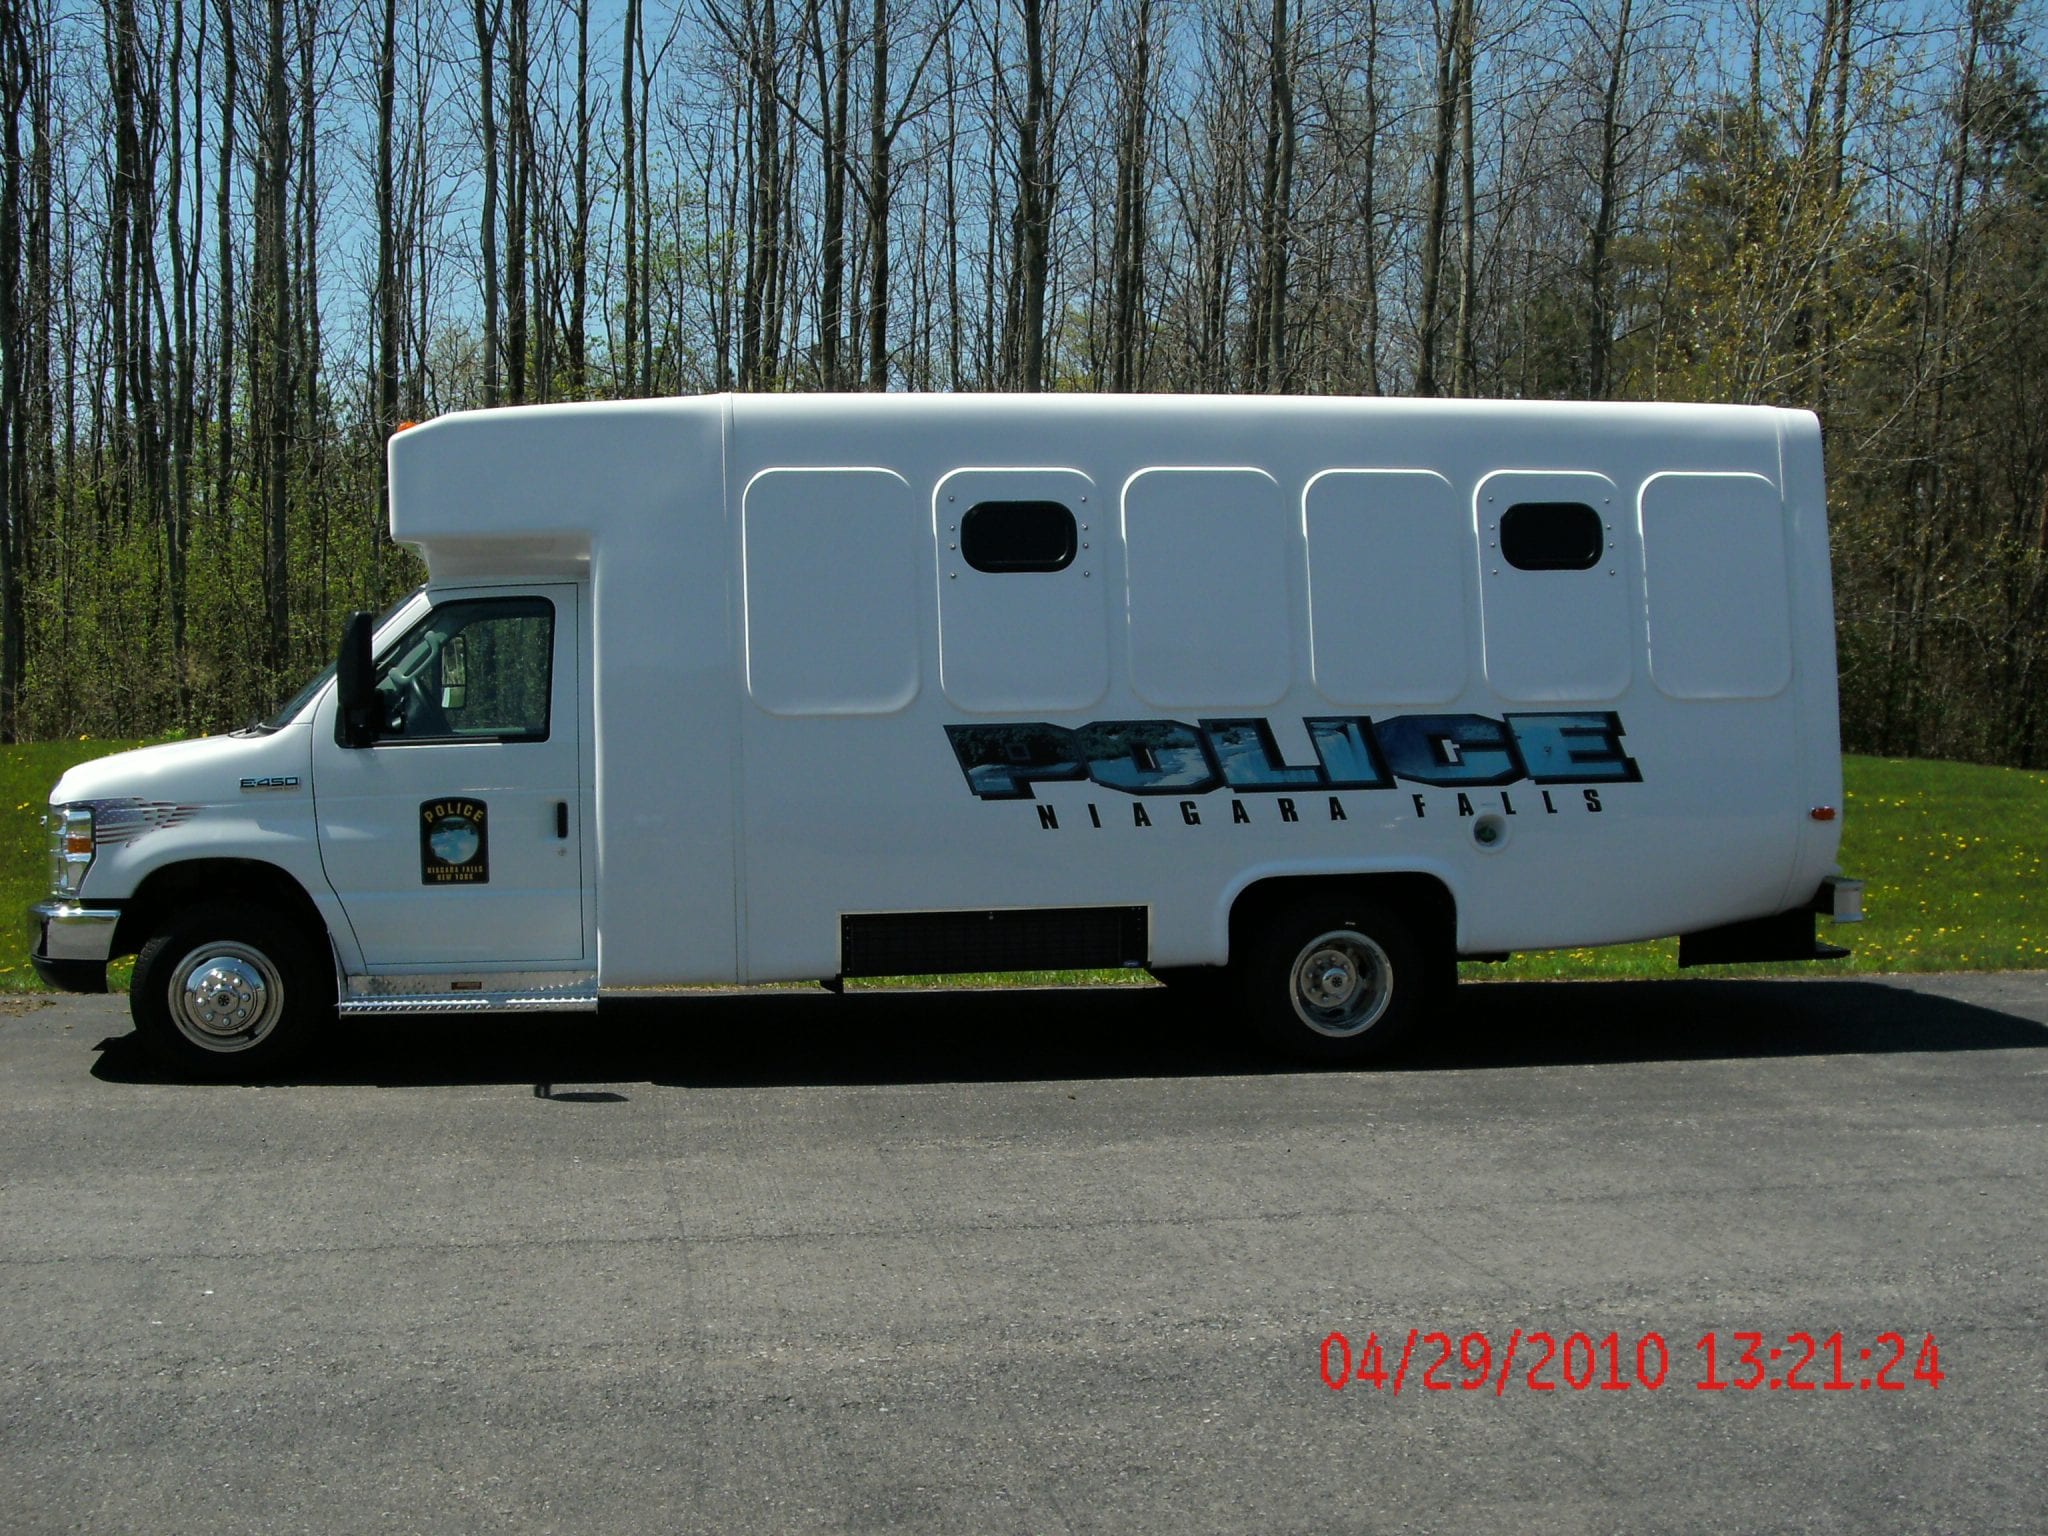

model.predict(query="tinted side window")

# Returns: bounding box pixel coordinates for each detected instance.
[1501,502,1603,570]
[961,501,1077,573]
[373,597,554,742]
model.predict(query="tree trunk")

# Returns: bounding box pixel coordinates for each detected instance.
[1585,0,1632,399]
[504,0,528,404]
[620,0,637,393]
[0,6,27,740]
[743,0,784,390]
[105,0,139,529]
[1359,0,1381,393]
[1253,0,1295,391]
[297,0,326,632]
[1015,0,1051,391]
[864,0,891,389]
[942,17,962,388]
[408,2,430,421]
[26,0,56,577]
[806,0,851,387]
[1413,0,1466,397]
[215,0,235,571]
[376,0,399,526]
[1818,0,1852,409]
[1108,0,1152,392]
[568,0,589,393]
[168,0,193,715]
[1452,1,1475,395]
[636,8,653,392]
[474,0,501,407]
[258,0,292,680]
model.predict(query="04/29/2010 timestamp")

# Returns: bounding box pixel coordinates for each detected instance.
[1318,1329,1945,1395]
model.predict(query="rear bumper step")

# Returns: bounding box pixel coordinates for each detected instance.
[1677,878,1863,968]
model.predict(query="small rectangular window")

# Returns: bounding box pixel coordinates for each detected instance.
[1501,502,1603,570]
[961,500,1076,573]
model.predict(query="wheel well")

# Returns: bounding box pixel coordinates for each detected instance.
[1228,873,1457,961]
[111,860,331,960]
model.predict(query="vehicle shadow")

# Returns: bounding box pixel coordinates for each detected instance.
[88,974,2048,1090]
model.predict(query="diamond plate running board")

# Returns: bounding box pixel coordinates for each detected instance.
[336,982,598,1016]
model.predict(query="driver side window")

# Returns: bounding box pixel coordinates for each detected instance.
[373,597,554,742]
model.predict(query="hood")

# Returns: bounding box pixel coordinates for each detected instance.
[50,727,315,809]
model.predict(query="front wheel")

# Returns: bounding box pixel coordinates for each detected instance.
[130,902,332,1077]
[1238,897,1445,1063]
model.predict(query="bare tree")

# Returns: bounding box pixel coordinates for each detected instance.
[620,0,637,392]
[1249,0,1295,391]
[505,0,530,402]
[568,0,591,393]
[474,0,503,405]
[1106,0,1154,391]
[1010,0,1051,388]
[1453,0,1477,394]
[376,0,399,511]
[167,0,196,708]
[256,0,293,676]
[1584,0,1635,398]
[0,0,28,738]
[1415,0,1470,396]
[805,0,854,385]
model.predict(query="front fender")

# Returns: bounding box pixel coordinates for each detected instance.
[78,802,361,975]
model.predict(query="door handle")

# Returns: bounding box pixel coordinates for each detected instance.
[555,801,569,839]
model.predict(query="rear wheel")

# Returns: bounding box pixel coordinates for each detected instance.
[130,902,332,1077]
[1238,897,1445,1063]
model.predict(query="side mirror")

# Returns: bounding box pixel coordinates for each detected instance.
[335,611,377,748]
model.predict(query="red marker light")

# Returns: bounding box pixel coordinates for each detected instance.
[1809,806,1838,822]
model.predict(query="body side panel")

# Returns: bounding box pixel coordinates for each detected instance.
[715,396,1814,977]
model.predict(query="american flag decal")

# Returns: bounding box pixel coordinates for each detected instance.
[85,799,201,846]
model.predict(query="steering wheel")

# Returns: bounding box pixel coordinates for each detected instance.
[382,632,445,734]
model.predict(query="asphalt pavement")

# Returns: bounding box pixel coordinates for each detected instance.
[2,972,2045,1534]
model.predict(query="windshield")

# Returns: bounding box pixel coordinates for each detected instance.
[262,662,338,730]
[258,588,424,730]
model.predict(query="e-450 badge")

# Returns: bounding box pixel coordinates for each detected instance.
[420,798,489,885]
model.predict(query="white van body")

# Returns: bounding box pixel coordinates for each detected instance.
[32,395,1860,1062]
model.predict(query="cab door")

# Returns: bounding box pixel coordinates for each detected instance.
[311,585,585,969]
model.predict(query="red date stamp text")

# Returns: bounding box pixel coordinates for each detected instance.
[1318,1329,1945,1395]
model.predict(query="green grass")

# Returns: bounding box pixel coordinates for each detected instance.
[845,970,1158,991]
[4,746,2042,992]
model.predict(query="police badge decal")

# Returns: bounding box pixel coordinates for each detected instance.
[420,798,490,884]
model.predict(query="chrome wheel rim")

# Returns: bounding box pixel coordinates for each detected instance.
[1288,930,1393,1038]
[167,942,285,1053]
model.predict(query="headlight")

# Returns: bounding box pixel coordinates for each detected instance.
[47,806,94,896]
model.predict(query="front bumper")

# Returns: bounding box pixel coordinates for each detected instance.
[28,901,121,993]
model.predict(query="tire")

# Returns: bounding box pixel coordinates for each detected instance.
[1237,896,1445,1063]
[130,902,333,1078]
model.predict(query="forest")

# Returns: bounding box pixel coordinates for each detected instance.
[0,0,2043,763]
